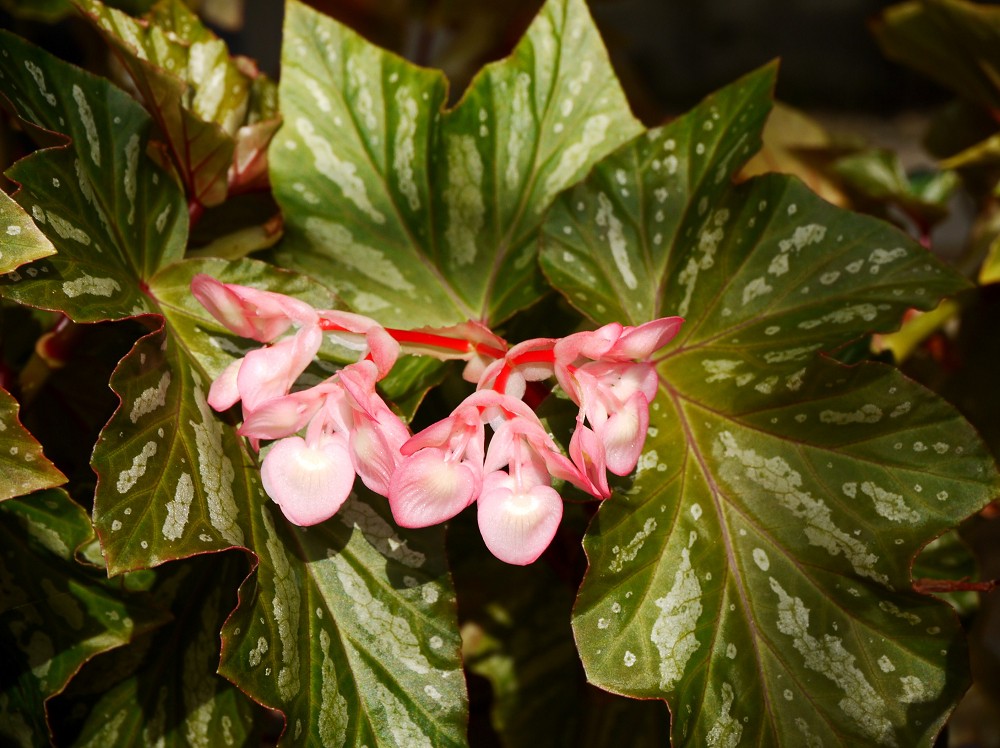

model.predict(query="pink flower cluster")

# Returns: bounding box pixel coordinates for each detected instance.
[192,275,682,565]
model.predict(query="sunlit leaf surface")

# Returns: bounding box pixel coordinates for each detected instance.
[541,65,997,747]
[271,0,642,327]
[0,387,66,502]
[0,191,55,276]
[0,30,186,321]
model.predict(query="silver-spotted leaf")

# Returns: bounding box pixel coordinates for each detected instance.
[89,258,467,745]
[272,0,642,328]
[0,490,167,746]
[0,30,187,322]
[57,554,262,748]
[0,386,66,502]
[92,258,333,572]
[541,66,998,746]
[218,493,467,747]
[76,0,279,207]
[0,190,55,275]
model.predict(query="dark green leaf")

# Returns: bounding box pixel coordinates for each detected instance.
[0,490,167,746]
[218,492,467,747]
[272,0,642,327]
[0,30,187,322]
[542,65,997,746]
[0,386,66,502]
[56,554,262,748]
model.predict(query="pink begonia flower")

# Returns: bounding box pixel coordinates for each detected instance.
[237,324,324,413]
[260,434,354,526]
[554,317,682,476]
[389,402,485,527]
[191,273,318,342]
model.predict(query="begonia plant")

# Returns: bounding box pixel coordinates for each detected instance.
[2,0,1000,745]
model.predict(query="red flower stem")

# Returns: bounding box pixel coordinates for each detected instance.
[318,319,508,360]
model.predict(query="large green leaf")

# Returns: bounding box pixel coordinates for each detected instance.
[84,257,468,744]
[0,490,166,746]
[541,66,998,746]
[53,554,262,747]
[0,30,187,322]
[272,0,642,327]
[76,0,279,208]
[0,191,55,276]
[0,387,66,502]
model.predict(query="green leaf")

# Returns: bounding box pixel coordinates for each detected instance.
[0,490,167,746]
[88,258,467,744]
[873,0,1000,114]
[0,386,66,502]
[76,0,279,208]
[90,258,331,572]
[55,554,262,748]
[0,190,55,276]
[272,0,642,327]
[541,66,998,746]
[0,30,187,322]
[218,492,467,747]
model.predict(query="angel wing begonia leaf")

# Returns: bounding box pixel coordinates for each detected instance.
[0,386,66,502]
[75,0,280,208]
[217,492,467,747]
[271,0,642,328]
[0,190,56,276]
[85,257,468,745]
[53,554,263,748]
[541,65,999,746]
[0,490,167,746]
[0,30,187,321]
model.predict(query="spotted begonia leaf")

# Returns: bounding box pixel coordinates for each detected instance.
[540,66,999,746]
[88,257,467,745]
[271,0,642,328]
[55,554,262,748]
[0,386,66,502]
[0,489,167,746]
[0,190,55,276]
[0,30,187,322]
[217,492,466,747]
[75,0,280,208]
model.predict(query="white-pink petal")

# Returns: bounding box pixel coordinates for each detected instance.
[477,472,563,565]
[208,358,243,411]
[599,391,648,476]
[609,317,684,360]
[388,449,481,527]
[261,435,355,526]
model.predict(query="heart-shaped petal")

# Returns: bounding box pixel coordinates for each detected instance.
[388,449,481,527]
[260,435,355,526]
[477,472,563,565]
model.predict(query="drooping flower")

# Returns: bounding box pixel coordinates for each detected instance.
[554,317,682,475]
